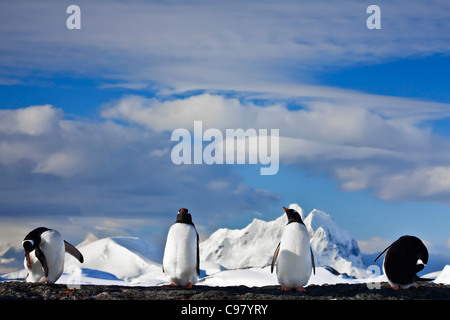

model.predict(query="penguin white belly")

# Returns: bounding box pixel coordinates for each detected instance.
[276,223,312,288]
[24,250,45,283]
[163,223,198,286]
[24,230,65,283]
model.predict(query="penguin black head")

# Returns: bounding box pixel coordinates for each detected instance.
[22,239,35,252]
[402,235,429,273]
[283,207,305,225]
[176,208,194,225]
[22,227,49,269]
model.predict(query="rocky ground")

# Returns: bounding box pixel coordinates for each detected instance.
[0,281,448,300]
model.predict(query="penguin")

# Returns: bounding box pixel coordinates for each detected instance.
[162,208,200,288]
[22,227,84,284]
[374,235,432,289]
[271,207,315,292]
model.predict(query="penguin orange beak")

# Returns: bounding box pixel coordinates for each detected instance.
[25,251,32,268]
[283,207,288,212]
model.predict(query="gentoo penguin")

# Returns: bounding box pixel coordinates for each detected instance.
[22,227,84,283]
[271,207,315,292]
[162,208,200,288]
[374,235,431,289]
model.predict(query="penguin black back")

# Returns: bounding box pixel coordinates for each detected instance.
[375,235,428,286]
[283,207,305,225]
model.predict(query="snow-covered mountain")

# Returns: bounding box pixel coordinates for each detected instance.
[64,236,165,284]
[305,209,365,277]
[200,211,287,270]
[200,204,366,277]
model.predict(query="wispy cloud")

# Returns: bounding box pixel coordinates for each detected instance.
[1,1,449,89]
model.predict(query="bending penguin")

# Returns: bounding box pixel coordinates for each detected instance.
[23,227,84,283]
[374,235,431,290]
[162,208,199,288]
[271,206,315,292]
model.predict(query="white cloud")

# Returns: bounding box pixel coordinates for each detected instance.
[102,94,262,132]
[376,166,450,201]
[101,92,437,156]
[102,92,450,204]
[33,151,82,178]
[102,92,436,146]
[0,104,280,238]
[0,105,61,136]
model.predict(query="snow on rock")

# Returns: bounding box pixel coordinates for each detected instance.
[435,265,450,285]
[199,266,278,287]
[308,267,362,286]
[201,260,226,276]
[57,267,129,286]
[198,266,364,287]
[200,204,366,278]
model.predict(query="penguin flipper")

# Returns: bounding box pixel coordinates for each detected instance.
[64,241,84,263]
[35,247,49,277]
[271,242,281,274]
[415,276,434,283]
[310,247,316,275]
[374,243,393,262]
[196,232,200,276]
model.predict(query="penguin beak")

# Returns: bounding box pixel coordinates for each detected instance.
[25,251,32,268]
[283,207,288,212]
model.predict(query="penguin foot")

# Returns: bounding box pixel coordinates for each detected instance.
[168,282,177,287]
[391,286,400,290]
[183,283,193,289]
[280,285,307,292]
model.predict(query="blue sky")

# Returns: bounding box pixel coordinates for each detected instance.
[0,1,449,264]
